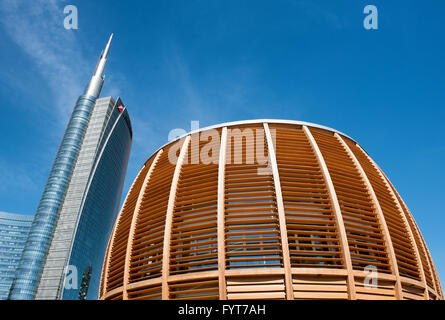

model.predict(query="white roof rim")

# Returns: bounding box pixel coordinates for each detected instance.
[147,119,356,164]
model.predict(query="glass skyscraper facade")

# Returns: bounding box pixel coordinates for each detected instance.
[0,212,33,300]
[8,35,132,300]
[61,99,132,300]
[37,97,131,300]
[9,95,98,300]
[9,97,132,300]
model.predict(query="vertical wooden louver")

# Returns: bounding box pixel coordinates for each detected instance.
[343,139,421,282]
[129,143,181,284]
[99,232,113,297]
[100,120,442,300]
[127,283,162,300]
[224,125,283,271]
[169,131,220,275]
[102,161,151,292]
[420,233,444,298]
[392,190,434,288]
[309,128,392,274]
[379,162,440,298]
[311,129,390,272]
[271,124,343,269]
[169,278,219,300]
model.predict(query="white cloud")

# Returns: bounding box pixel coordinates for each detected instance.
[0,0,89,121]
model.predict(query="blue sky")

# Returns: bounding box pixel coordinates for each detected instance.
[0,0,444,288]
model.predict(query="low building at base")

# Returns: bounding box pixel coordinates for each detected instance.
[0,212,33,300]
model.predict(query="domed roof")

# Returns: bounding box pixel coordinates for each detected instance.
[100,120,442,300]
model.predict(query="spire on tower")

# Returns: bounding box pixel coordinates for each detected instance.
[84,33,114,98]
[102,33,113,60]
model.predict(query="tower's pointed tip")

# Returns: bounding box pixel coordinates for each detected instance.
[85,34,115,97]
[103,33,114,59]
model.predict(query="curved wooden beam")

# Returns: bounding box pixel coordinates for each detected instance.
[99,223,115,299]
[419,233,443,298]
[263,123,293,300]
[123,149,163,299]
[384,172,442,299]
[161,136,191,299]
[377,165,442,299]
[353,143,430,299]
[217,127,228,299]
[100,161,149,297]
[335,133,403,299]
[303,126,356,299]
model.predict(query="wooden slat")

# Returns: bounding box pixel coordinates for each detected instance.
[123,150,163,299]
[129,144,178,285]
[335,133,403,299]
[224,125,284,274]
[348,142,428,298]
[169,278,219,300]
[292,274,348,300]
[264,123,293,300]
[271,125,345,274]
[226,274,286,300]
[227,292,286,299]
[99,223,115,298]
[102,158,152,293]
[309,128,391,275]
[303,125,356,299]
[378,164,442,299]
[161,136,190,299]
[101,121,440,300]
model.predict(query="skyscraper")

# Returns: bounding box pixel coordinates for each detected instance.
[0,212,33,300]
[8,35,132,300]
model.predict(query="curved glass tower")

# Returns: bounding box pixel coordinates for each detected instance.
[59,99,132,300]
[8,35,132,300]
